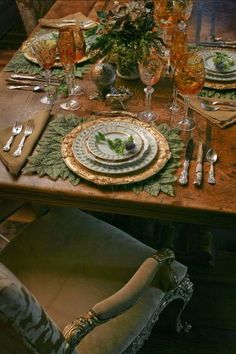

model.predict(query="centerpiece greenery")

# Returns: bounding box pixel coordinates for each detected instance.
[86,0,164,78]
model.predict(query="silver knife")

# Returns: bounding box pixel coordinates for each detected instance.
[10,73,60,83]
[179,138,194,186]
[193,140,203,188]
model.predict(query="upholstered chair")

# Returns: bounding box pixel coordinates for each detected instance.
[0,207,193,353]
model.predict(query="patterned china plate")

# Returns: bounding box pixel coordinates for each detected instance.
[22,30,93,67]
[62,117,171,185]
[86,123,143,162]
[72,123,158,175]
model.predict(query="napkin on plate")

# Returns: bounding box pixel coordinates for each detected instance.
[0,109,51,175]
[39,12,97,29]
[178,96,236,128]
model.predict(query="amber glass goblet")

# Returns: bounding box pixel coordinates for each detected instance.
[57,26,80,111]
[174,52,205,131]
[31,33,57,105]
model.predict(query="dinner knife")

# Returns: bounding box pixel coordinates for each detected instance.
[193,140,204,188]
[179,138,194,186]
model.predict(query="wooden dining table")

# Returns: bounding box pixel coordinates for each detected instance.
[0,0,235,229]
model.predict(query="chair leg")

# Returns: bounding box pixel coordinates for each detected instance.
[121,274,193,353]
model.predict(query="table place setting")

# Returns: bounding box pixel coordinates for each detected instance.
[20,113,184,197]
[0,109,51,175]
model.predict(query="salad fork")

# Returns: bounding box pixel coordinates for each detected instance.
[13,120,34,157]
[2,122,23,151]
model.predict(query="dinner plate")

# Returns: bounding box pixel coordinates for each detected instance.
[86,123,143,162]
[205,71,236,82]
[72,123,158,174]
[62,117,171,185]
[200,48,236,75]
[22,30,93,67]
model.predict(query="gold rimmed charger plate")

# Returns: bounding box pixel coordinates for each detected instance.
[204,79,236,90]
[61,117,171,186]
[22,30,93,67]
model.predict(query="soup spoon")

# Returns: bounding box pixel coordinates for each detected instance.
[200,101,236,112]
[206,149,218,184]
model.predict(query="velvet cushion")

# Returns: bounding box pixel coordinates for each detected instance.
[0,208,187,354]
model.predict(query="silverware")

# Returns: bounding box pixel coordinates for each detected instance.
[193,140,203,188]
[198,41,236,49]
[8,85,44,92]
[179,138,194,186]
[200,98,236,108]
[13,120,34,157]
[206,149,218,184]
[2,122,23,152]
[200,101,236,112]
[10,73,60,83]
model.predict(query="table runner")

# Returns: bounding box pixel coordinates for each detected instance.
[22,114,184,197]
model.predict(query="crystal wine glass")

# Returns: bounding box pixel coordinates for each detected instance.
[174,52,205,131]
[57,26,81,111]
[169,20,188,114]
[71,25,86,95]
[138,55,163,122]
[153,0,179,43]
[31,33,57,105]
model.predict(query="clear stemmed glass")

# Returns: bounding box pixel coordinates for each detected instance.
[31,33,57,105]
[169,20,188,114]
[174,52,205,131]
[57,26,81,111]
[138,55,163,123]
[71,25,86,95]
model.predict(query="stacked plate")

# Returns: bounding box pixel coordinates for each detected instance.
[72,121,158,175]
[200,48,236,83]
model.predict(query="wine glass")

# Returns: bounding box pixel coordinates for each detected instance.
[57,26,81,111]
[169,20,188,114]
[174,52,205,131]
[138,55,163,123]
[153,0,179,43]
[71,25,86,95]
[31,33,57,105]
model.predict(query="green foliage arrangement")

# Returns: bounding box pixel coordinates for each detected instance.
[85,0,164,70]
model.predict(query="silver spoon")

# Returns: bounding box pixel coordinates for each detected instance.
[201,99,236,108]
[7,85,44,92]
[200,101,236,112]
[206,149,218,184]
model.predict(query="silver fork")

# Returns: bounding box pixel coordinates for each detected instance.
[2,122,23,152]
[13,120,34,157]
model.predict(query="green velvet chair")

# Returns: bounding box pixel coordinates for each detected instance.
[0,207,193,354]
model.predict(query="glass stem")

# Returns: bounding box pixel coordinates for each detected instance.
[183,96,190,123]
[144,86,154,113]
[65,70,74,97]
[44,69,53,102]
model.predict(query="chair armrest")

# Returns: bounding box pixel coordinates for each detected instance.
[63,249,175,349]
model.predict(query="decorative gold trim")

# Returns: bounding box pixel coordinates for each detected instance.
[63,309,103,348]
[204,80,236,90]
[61,117,171,185]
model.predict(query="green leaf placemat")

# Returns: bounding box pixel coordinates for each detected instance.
[4,50,92,78]
[199,87,236,100]
[22,114,184,196]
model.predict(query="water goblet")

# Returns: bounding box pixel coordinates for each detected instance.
[168,20,188,114]
[31,33,57,105]
[71,25,86,95]
[57,26,80,111]
[174,52,205,131]
[138,55,163,123]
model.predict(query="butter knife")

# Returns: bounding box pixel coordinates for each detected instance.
[179,138,194,186]
[193,140,203,188]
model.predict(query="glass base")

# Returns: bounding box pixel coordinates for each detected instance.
[168,101,184,115]
[175,117,196,131]
[40,95,53,105]
[138,110,158,123]
[60,98,81,111]
[73,84,84,96]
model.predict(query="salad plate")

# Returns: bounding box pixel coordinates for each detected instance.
[86,123,143,161]
[200,48,236,74]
